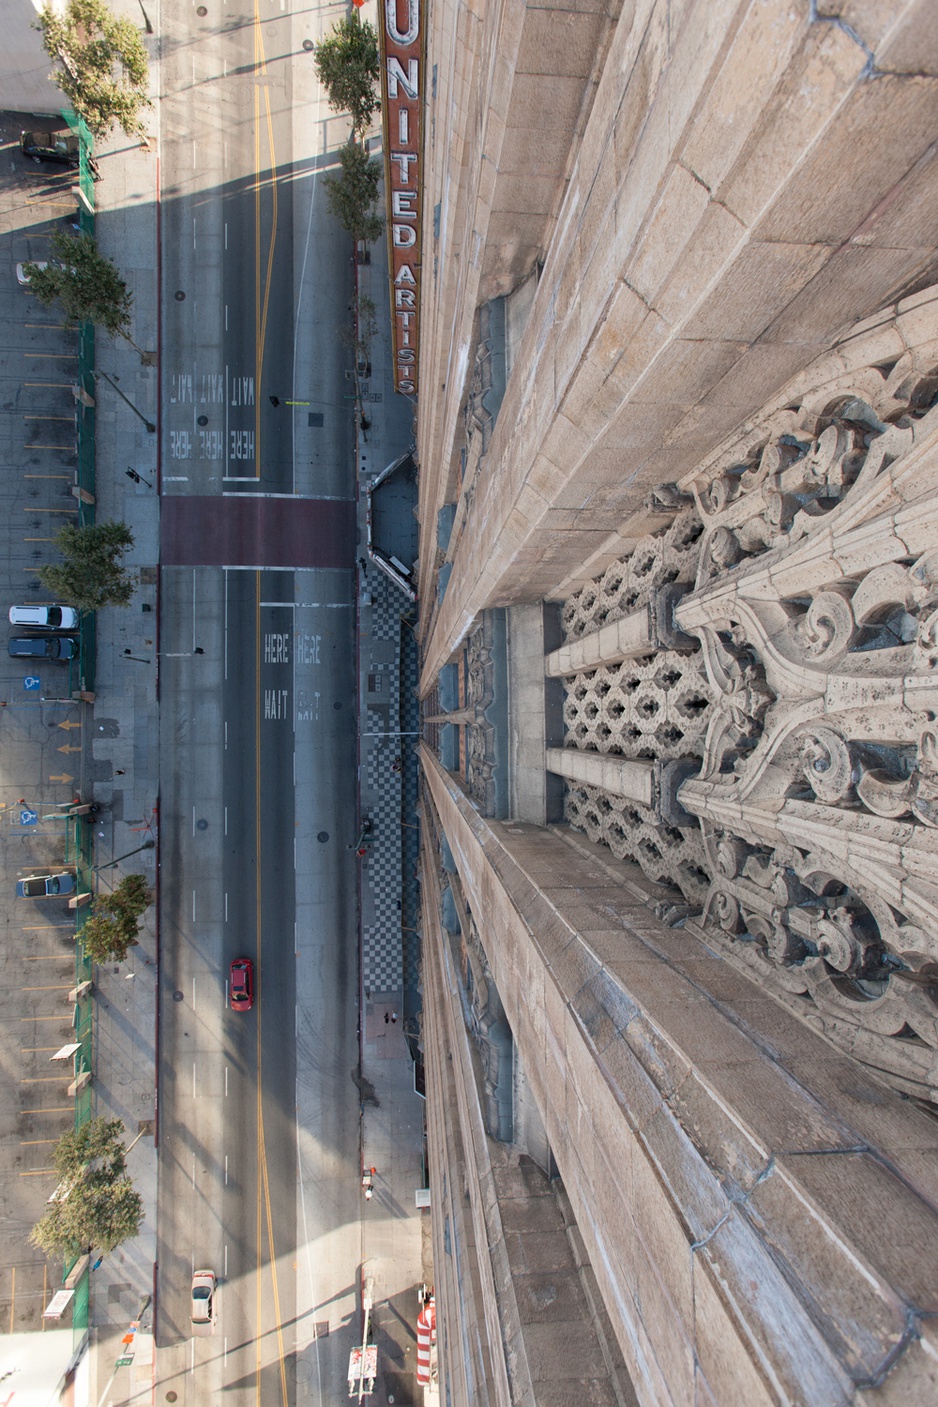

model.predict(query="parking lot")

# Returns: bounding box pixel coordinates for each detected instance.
[0,109,89,1332]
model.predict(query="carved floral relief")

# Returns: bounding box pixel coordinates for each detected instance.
[560,339,938,1098]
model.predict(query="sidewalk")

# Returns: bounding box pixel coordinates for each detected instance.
[75,59,161,1407]
[354,113,434,1398]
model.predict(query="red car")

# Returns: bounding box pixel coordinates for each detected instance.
[229,958,254,1010]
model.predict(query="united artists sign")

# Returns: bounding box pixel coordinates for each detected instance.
[378,0,423,396]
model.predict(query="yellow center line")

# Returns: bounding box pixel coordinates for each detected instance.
[256,571,264,1400]
[23,415,74,422]
[25,474,71,479]
[24,444,73,450]
[19,1168,55,1176]
[20,1076,70,1083]
[20,1138,58,1144]
[250,3,287,1398]
[24,352,78,359]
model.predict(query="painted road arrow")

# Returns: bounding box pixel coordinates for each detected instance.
[57,743,81,754]
[57,720,81,731]
[49,772,74,784]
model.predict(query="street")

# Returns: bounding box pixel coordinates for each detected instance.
[154,0,361,1399]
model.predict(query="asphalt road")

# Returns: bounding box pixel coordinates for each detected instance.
[154,0,361,1400]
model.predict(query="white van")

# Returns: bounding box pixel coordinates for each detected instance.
[9,605,79,630]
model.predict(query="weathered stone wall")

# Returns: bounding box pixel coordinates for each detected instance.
[419,0,938,691]
[421,745,938,1405]
[417,0,621,595]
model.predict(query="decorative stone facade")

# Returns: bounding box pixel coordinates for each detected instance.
[556,316,938,1101]
[415,2,938,1402]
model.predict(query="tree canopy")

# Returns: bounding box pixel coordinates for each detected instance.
[36,0,151,141]
[24,231,136,345]
[39,519,136,613]
[31,1117,143,1258]
[79,873,152,964]
[324,142,384,243]
[314,15,380,137]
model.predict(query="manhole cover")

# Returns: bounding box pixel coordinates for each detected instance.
[196,5,207,13]
[172,990,183,1003]
[334,701,342,710]
[290,1360,313,1382]
[197,415,208,426]
[302,38,314,50]
[317,831,329,843]
[175,291,185,301]
[197,819,208,830]
[166,1394,178,1403]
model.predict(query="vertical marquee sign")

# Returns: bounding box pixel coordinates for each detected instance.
[378,0,424,396]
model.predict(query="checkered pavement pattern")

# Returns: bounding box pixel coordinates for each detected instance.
[362,572,405,994]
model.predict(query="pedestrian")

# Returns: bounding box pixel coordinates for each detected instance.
[391,1012,398,1025]
[365,1186,373,1200]
[384,1011,390,1024]
[269,395,280,407]
[115,769,125,776]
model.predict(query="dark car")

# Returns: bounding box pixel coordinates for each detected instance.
[21,130,80,167]
[9,636,78,661]
[229,958,254,1011]
[17,872,76,898]
[19,131,100,179]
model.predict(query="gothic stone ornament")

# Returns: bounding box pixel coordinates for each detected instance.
[675,381,938,1096]
[560,348,938,1098]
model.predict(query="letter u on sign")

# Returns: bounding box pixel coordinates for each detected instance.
[386,0,419,45]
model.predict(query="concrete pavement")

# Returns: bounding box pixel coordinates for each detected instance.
[353,99,433,1400]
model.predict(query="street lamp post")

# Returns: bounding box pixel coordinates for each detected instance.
[94,371,156,433]
[93,839,155,873]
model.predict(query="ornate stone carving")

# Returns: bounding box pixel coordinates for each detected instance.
[563,651,713,763]
[561,509,702,642]
[564,780,711,904]
[559,351,938,1099]
[464,616,499,813]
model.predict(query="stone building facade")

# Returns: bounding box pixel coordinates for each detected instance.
[412,1,938,1402]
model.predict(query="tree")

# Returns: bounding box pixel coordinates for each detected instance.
[30,1117,143,1257]
[324,142,384,243]
[314,15,380,137]
[23,231,141,348]
[36,0,151,141]
[53,1116,127,1177]
[79,874,152,964]
[39,520,135,612]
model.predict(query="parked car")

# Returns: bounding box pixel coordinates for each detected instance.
[9,605,79,630]
[21,130,79,167]
[16,261,48,287]
[20,131,100,179]
[190,1269,216,1336]
[9,636,78,660]
[229,958,254,1011]
[17,872,76,898]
